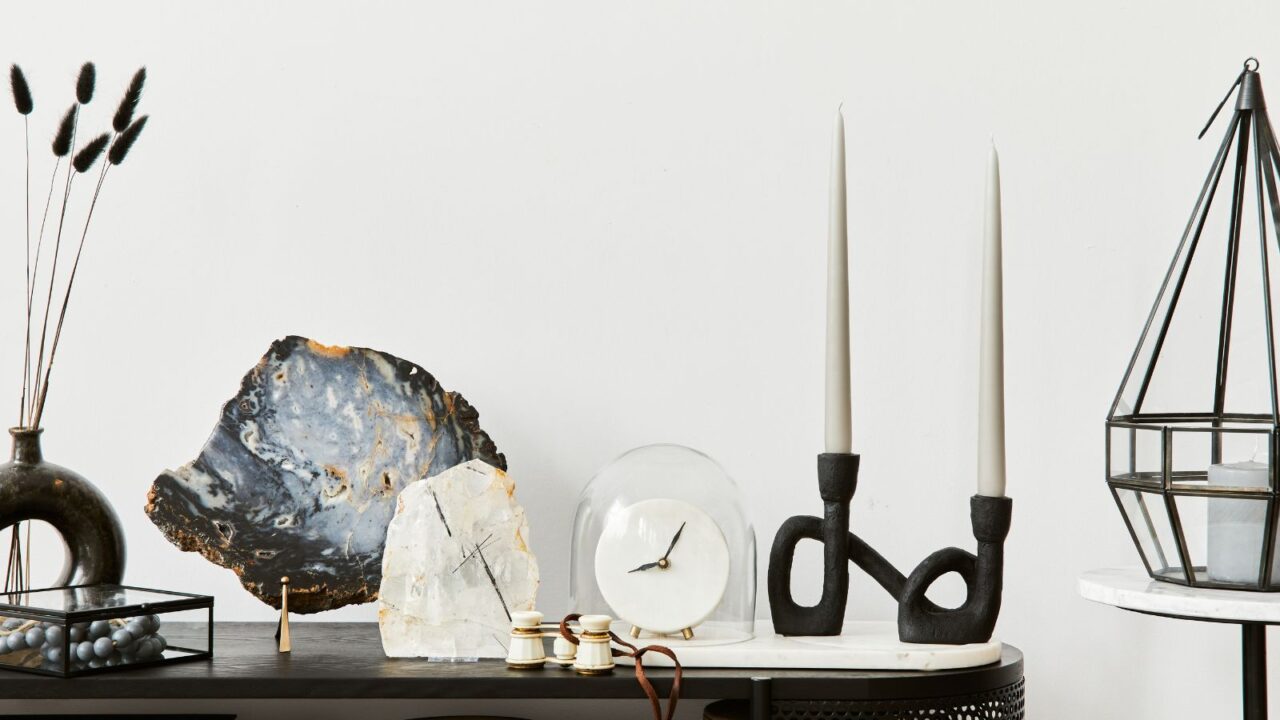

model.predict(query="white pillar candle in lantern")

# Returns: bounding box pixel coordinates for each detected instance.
[1208,460,1278,584]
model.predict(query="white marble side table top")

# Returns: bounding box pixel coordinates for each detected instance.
[1079,566,1277,720]
[1079,567,1280,623]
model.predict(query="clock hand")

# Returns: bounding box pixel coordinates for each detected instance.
[660,522,687,561]
[627,522,688,573]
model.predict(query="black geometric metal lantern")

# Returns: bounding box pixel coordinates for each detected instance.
[1107,59,1280,591]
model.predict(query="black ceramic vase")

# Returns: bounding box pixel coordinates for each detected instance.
[0,428,125,586]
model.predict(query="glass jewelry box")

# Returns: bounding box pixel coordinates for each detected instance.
[0,584,213,677]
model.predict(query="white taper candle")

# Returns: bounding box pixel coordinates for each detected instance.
[825,105,852,454]
[977,143,1006,497]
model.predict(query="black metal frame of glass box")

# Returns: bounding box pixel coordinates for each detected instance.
[0,583,213,678]
[1107,60,1280,592]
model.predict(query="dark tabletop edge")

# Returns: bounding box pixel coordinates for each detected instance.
[0,622,1023,701]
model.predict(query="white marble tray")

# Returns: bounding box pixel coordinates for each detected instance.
[615,620,1002,671]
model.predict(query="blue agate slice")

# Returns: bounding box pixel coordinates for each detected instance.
[146,336,504,612]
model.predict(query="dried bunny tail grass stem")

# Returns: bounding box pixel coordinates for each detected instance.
[30,67,152,428]
[29,161,62,308]
[30,105,84,422]
[11,65,34,424]
[12,68,32,425]
[112,67,144,133]
[51,104,75,157]
[35,116,150,427]
[19,115,29,427]
[36,117,148,427]
[109,116,147,165]
[75,62,94,104]
[33,157,111,428]
[25,155,63,421]
[29,103,77,410]
[9,65,32,115]
[71,133,108,174]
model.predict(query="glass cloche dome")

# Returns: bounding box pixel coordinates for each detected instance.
[569,444,755,644]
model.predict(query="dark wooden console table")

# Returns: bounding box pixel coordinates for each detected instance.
[0,623,1024,720]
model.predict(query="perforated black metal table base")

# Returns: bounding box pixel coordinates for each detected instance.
[704,678,1025,720]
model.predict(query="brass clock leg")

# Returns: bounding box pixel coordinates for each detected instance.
[629,625,641,639]
[681,627,694,641]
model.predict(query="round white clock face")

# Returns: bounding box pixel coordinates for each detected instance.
[594,498,730,636]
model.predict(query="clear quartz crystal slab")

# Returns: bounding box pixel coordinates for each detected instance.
[379,460,539,659]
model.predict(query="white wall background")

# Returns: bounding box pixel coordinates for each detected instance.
[0,0,1278,717]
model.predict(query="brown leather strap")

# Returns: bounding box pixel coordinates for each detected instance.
[607,630,681,720]
[608,630,638,655]
[557,615,682,720]
[629,641,682,720]
[558,613,582,645]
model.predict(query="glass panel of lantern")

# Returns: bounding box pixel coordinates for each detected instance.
[1108,424,1165,487]
[1173,426,1278,588]
[1113,487,1185,582]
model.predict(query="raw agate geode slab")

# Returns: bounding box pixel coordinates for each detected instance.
[145,336,505,613]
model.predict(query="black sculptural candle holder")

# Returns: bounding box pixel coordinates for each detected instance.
[767,452,1012,644]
